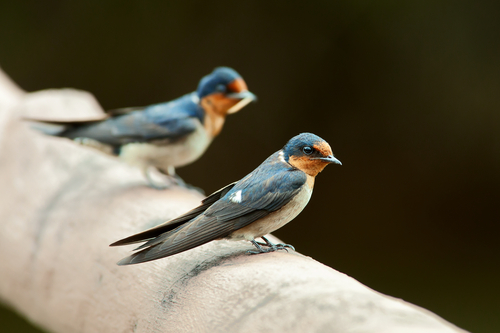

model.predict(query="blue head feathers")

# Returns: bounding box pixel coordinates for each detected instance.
[197,67,244,98]
[283,133,327,154]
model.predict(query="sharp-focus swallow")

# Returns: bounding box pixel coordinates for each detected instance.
[29,67,256,189]
[110,133,341,265]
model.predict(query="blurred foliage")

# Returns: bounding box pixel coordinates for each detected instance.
[1,0,499,332]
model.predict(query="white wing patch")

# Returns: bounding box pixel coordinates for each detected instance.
[191,93,200,104]
[229,190,243,203]
[278,150,286,163]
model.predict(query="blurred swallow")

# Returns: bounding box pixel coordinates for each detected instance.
[28,67,256,189]
[110,133,341,265]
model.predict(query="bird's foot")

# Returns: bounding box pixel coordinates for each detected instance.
[260,236,295,252]
[259,243,295,253]
[145,167,176,190]
[247,240,276,254]
[248,237,295,254]
[146,167,204,194]
[148,180,170,190]
[271,243,295,252]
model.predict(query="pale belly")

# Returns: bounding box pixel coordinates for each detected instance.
[118,121,212,171]
[229,185,313,241]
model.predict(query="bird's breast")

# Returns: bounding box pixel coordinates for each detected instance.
[229,184,313,241]
[119,120,212,170]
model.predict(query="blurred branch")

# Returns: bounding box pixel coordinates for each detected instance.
[0,67,468,333]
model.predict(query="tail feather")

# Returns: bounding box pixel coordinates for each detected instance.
[117,218,235,265]
[23,116,108,137]
[25,120,68,136]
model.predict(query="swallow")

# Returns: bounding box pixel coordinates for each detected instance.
[28,67,256,189]
[110,133,341,265]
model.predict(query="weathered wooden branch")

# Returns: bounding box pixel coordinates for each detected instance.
[0,67,467,333]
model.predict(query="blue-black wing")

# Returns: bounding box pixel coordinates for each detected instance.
[61,94,204,146]
[61,113,199,146]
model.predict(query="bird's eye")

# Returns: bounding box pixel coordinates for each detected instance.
[303,146,313,155]
[216,84,226,92]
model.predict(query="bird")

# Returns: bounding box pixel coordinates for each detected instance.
[110,132,341,265]
[28,67,256,189]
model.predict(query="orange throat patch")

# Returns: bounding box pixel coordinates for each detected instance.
[201,93,247,137]
[289,155,329,177]
[202,111,225,137]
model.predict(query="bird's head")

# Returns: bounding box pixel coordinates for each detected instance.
[283,133,342,177]
[197,67,257,116]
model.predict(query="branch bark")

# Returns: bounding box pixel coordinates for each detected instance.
[0,67,468,333]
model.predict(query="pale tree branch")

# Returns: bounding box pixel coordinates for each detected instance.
[0,67,468,333]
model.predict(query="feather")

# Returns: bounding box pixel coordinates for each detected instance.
[109,182,237,247]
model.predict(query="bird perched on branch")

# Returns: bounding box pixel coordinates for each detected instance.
[110,133,341,265]
[28,67,256,189]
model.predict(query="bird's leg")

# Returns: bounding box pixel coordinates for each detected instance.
[163,166,187,187]
[166,166,175,175]
[247,240,271,254]
[260,236,295,252]
[144,166,172,190]
[143,166,195,191]
[158,167,205,194]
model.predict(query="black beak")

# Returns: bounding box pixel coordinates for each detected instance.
[319,155,342,165]
[226,91,258,114]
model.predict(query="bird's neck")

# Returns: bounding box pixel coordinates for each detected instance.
[200,95,233,137]
[306,174,315,189]
[203,110,226,137]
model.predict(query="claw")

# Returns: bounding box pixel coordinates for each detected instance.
[261,236,295,252]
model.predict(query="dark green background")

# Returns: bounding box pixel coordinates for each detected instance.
[1,1,499,332]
